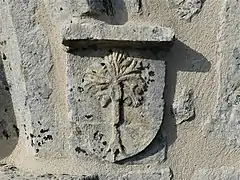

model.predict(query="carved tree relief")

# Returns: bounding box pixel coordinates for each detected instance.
[83,51,147,161]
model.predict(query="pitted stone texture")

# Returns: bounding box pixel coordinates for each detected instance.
[0,18,18,159]
[168,0,203,20]
[68,0,144,24]
[120,168,172,180]
[80,0,114,16]
[73,0,143,16]
[1,0,62,157]
[67,50,165,162]
[0,164,172,180]
[106,168,172,180]
[0,37,17,140]
[62,20,174,49]
[171,88,195,125]
[0,164,99,180]
[70,0,114,17]
[0,60,18,140]
[214,0,240,147]
[64,17,173,162]
[191,167,240,180]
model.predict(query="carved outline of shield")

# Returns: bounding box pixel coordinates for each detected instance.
[67,49,165,162]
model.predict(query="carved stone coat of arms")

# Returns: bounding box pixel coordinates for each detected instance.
[63,20,174,162]
[67,49,165,162]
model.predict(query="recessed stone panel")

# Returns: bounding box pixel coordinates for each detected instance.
[214,0,240,147]
[67,49,165,162]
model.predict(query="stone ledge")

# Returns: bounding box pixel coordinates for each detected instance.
[61,20,174,49]
[0,163,99,180]
[0,164,172,180]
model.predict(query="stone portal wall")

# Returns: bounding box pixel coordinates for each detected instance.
[0,0,240,179]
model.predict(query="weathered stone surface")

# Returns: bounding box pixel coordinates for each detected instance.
[1,0,63,158]
[2,0,239,179]
[82,0,114,16]
[64,12,174,162]
[0,49,17,141]
[104,168,172,180]
[191,167,240,180]
[67,49,166,162]
[0,12,18,160]
[70,0,114,17]
[120,168,172,180]
[0,163,99,180]
[62,20,174,49]
[0,164,172,180]
[168,0,204,20]
[0,60,19,160]
[69,0,144,24]
[214,0,240,147]
[171,88,195,124]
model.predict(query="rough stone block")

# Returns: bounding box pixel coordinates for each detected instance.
[1,0,64,158]
[63,20,174,162]
[192,167,240,180]
[171,88,195,124]
[168,0,204,20]
[213,0,240,147]
[0,163,100,180]
[120,168,172,180]
[0,163,172,180]
[62,20,174,49]
[67,49,166,162]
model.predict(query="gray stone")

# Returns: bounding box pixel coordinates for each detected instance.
[168,0,185,7]
[0,60,18,140]
[1,0,175,173]
[1,0,63,158]
[168,0,204,20]
[71,0,114,17]
[0,163,172,180]
[0,163,100,180]
[191,167,240,180]
[63,19,174,162]
[67,49,166,162]
[0,18,18,160]
[214,0,240,147]
[62,20,174,49]
[120,168,172,180]
[83,0,114,16]
[171,88,195,125]
[2,0,240,179]
[69,0,141,25]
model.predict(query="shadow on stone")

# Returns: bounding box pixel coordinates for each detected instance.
[69,47,172,59]
[0,55,18,161]
[66,39,211,164]
[111,0,128,25]
[86,0,128,25]
[117,39,211,164]
[162,39,211,151]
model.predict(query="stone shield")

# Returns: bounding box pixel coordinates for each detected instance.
[67,49,165,162]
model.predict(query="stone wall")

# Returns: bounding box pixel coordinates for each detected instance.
[0,0,240,179]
